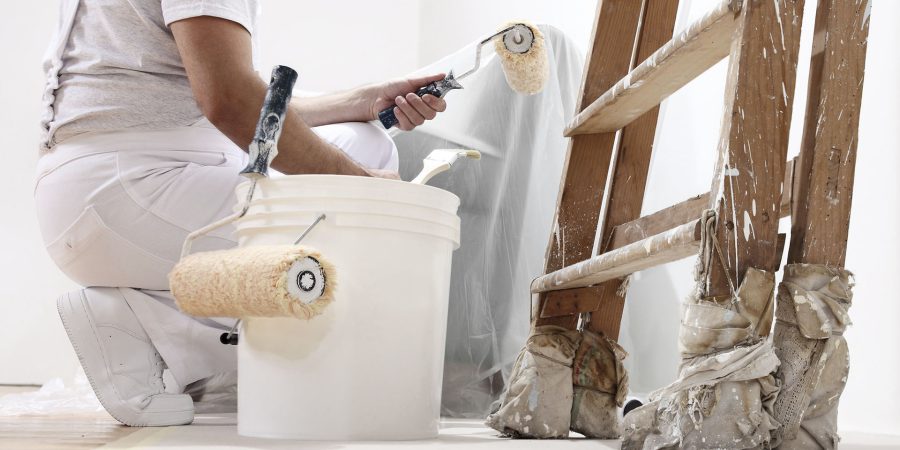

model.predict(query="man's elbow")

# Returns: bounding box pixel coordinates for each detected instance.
[191,76,264,145]
[196,91,237,129]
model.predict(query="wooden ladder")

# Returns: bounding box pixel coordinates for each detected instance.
[533,0,870,339]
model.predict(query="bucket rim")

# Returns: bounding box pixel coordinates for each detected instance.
[238,175,461,210]
[234,222,460,248]
[239,195,459,220]
[238,209,460,228]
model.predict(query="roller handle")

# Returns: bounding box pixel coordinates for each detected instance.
[377,82,444,129]
[240,65,299,179]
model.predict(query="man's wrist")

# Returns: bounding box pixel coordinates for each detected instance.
[351,83,378,122]
[294,86,373,126]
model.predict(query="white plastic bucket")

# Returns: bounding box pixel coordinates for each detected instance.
[233,175,460,440]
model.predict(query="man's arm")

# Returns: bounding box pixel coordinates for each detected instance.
[293,74,448,131]
[171,16,369,176]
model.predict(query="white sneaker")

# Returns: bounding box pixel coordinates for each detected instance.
[57,288,194,426]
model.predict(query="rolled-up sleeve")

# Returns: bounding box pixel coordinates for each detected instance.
[161,0,256,34]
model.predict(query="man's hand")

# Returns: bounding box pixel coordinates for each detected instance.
[368,74,448,131]
[365,168,401,180]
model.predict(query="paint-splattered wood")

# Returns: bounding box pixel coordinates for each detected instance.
[605,157,795,251]
[775,233,787,272]
[538,0,680,327]
[608,194,707,251]
[788,0,870,266]
[566,0,740,136]
[534,157,795,303]
[581,0,682,338]
[705,0,806,299]
[532,220,702,293]
[535,0,645,329]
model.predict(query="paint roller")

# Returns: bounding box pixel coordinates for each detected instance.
[170,65,337,323]
[377,21,550,129]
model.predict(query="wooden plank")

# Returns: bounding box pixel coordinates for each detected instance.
[782,155,796,218]
[705,0,806,299]
[580,0,681,337]
[534,152,792,304]
[538,0,680,324]
[566,0,740,136]
[535,153,796,309]
[775,233,788,272]
[532,220,702,293]
[608,194,707,251]
[788,0,870,266]
[606,157,796,250]
[535,0,646,329]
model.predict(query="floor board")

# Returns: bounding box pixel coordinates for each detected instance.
[3,386,899,449]
[0,385,139,449]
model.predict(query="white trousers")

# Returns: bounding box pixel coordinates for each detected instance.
[34,120,398,387]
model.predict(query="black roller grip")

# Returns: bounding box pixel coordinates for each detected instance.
[240,65,299,178]
[378,82,444,129]
[220,332,239,345]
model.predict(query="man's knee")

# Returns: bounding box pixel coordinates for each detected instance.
[312,122,398,171]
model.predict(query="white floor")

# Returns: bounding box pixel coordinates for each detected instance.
[103,416,614,449]
[100,416,900,450]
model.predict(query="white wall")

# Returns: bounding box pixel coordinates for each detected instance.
[416,0,596,66]
[0,2,80,385]
[255,1,422,92]
[1,0,897,435]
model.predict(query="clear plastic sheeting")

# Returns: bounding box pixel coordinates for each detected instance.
[393,25,583,418]
[0,368,235,416]
[0,372,103,416]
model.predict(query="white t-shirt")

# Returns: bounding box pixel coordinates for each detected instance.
[40,0,259,151]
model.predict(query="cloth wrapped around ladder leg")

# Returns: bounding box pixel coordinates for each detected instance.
[623,212,780,450]
[622,269,780,449]
[771,264,854,449]
[485,326,629,439]
[570,329,629,439]
[170,245,336,319]
[485,325,581,438]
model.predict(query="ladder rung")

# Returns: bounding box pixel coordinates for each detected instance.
[531,220,702,294]
[566,0,741,136]
[608,157,795,249]
[533,157,795,295]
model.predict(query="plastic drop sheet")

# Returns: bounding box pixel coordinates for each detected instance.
[393,25,584,418]
[0,372,103,416]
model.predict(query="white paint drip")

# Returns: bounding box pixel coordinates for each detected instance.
[773,1,787,51]
[743,211,755,241]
